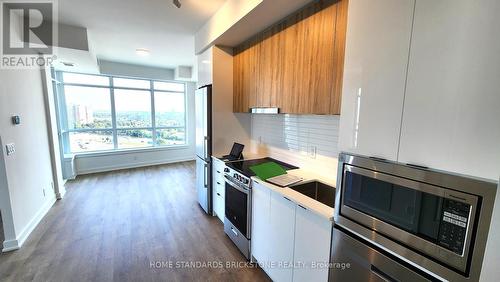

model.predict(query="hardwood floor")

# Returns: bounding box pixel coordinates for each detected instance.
[0,162,269,282]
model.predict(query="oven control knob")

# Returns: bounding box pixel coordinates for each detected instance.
[224,168,230,173]
[234,173,238,179]
[243,179,249,184]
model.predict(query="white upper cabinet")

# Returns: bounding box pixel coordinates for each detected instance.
[398,0,500,180]
[197,47,213,87]
[338,0,415,160]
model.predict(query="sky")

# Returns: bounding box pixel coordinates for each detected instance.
[63,73,185,113]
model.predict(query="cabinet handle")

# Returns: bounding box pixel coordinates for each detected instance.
[217,182,221,185]
[298,204,307,210]
[217,171,221,173]
[217,193,221,196]
[284,197,292,202]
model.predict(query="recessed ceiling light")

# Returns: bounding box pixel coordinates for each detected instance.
[62,62,74,67]
[201,60,211,64]
[136,48,150,57]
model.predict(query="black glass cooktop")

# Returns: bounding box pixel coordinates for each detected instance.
[226,157,298,177]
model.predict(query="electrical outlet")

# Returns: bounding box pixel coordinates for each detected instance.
[5,143,15,155]
[308,146,317,159]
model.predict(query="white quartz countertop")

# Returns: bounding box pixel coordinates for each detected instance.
[251,168,336,221]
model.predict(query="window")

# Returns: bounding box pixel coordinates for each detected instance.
[57,72,187,153]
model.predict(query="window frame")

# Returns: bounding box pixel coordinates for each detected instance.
[57,71,188,154]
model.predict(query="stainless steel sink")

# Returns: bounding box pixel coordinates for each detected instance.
[289,181,335,208]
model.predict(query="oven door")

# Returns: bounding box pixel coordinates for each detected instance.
[224,177,251,238]
[338,164,478,273]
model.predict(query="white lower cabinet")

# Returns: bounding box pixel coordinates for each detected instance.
[252,181,271,268]
[268,193,296,282]
[252,181,332,282]
[212,157,226,222]
[293,205,332,282]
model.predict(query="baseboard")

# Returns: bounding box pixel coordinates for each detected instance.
[2,197,56,253]
[56,185,66,200]
[76,157,196,175]
[2,239,19,252]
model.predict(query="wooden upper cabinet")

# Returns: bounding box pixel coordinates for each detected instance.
[233,0,348,114]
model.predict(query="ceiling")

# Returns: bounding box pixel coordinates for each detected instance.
[57,0,226,69]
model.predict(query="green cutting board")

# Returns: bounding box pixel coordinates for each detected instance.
[249,162,287,180]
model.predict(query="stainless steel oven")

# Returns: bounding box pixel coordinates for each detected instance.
[223,166,252,259]
[333,153,497,282]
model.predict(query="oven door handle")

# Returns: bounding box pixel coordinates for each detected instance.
[370,265,397,282]
[224,175,250,194]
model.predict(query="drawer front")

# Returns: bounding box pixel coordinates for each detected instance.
[329,228,431,282]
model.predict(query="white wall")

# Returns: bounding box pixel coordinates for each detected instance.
[41,68,66,199]
[98,60,175,81]
[250,114,340,184]
[74,82,197,175]
[211,46,252,156]
[0,136,16,250]
[195,0,263,54]
[0,68,56,251]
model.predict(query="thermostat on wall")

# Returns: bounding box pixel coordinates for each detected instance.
[11,116,20,125]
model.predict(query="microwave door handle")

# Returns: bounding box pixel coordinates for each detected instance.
[435,198,443,221]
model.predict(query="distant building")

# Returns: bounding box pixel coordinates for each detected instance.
[73,105,94,125]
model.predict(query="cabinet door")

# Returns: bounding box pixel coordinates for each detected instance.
[268,192,296,282]
[233,0,347,114]
[214,190,225,223]
[258,25,283,108]
[281,1,338,114]
[338,0,415,160]
[251,181,271,267]
[233,38,259,112]
[293,206,332,282]
[212,158,225,221]
[398,0,500,180]
[197,47,213,87]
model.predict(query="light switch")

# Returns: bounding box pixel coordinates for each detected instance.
[5,143,15,155]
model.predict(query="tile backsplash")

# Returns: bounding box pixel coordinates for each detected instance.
[250,114,340,183]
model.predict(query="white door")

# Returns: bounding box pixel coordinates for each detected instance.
[398,0,500,180]
[268,192,296,282]
[293,206,332,282]
[338,0,415,160]
[251,181,272,267]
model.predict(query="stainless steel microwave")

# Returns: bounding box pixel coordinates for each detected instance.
[334,153,497,282]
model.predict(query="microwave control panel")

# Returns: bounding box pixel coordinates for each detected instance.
[437,199,470,255]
